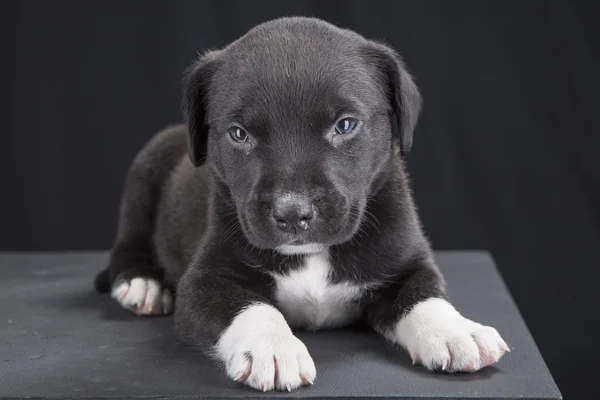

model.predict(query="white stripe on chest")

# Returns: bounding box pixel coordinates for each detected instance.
[272,251,364,330]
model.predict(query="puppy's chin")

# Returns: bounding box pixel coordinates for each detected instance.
[275,243,327,255]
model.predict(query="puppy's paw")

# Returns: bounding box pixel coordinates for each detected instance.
[226,331,316,392]
[217,303,316,391]
[111,277,173,316]
[395,298,509,373]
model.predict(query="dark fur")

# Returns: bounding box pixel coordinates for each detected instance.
[96,17,447,356]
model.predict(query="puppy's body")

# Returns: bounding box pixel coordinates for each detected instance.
[95,17,508,392]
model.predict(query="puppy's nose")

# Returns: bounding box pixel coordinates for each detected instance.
[272,197,314,234]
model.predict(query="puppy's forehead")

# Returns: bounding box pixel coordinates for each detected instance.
[209,21,385,127]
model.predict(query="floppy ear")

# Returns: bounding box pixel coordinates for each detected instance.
[182,50,221,167]
[364,42,422,155]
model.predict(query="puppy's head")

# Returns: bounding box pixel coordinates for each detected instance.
[183,17,421,254]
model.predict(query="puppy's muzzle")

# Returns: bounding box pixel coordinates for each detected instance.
[271,195,315,235]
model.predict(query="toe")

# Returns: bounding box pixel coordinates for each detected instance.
[419,339,451,372]
[247,351,276,392]
[296,343,316,385]
[298,360,316,385]
[275,359,298,391]
[111,281,129,302]
[472,326,503,367]
[228,353,252,384]
[122,278,147,310]
[274,353,301,391]
[446,334,481,372]
[143,280,162,314]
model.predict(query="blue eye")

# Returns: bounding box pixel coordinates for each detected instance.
[228,126,248,143]
[335,118,358,134]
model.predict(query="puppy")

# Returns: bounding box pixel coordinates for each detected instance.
[95,17,508,392]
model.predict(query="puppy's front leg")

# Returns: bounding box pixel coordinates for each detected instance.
[175,269,316,392]
[365,258,509,372]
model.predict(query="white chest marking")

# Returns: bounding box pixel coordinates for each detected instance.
[272,251,364,329]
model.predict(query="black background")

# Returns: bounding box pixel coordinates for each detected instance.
[2,1,598,398]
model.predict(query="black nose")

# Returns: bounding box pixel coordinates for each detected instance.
[272,196,314,234]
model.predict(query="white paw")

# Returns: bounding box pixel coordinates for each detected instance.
[216,303,316,392]
[111,277,173,315]
[394,298,509,373]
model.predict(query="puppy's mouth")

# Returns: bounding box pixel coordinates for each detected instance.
[240,218,317,250]
[288,238,312,246]
[238,200,364,252]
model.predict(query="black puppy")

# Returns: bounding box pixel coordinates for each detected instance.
[95,17,508,392]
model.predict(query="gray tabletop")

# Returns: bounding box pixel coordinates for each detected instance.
[0,251,561,399]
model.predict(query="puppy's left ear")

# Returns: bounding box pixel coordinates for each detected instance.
[363,42,422,155]
[182,50,222,167]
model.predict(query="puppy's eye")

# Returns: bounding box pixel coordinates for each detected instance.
[335,118,358,135]
[228,126,248,143]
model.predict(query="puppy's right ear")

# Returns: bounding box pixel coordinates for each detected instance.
[182,50,221,167]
